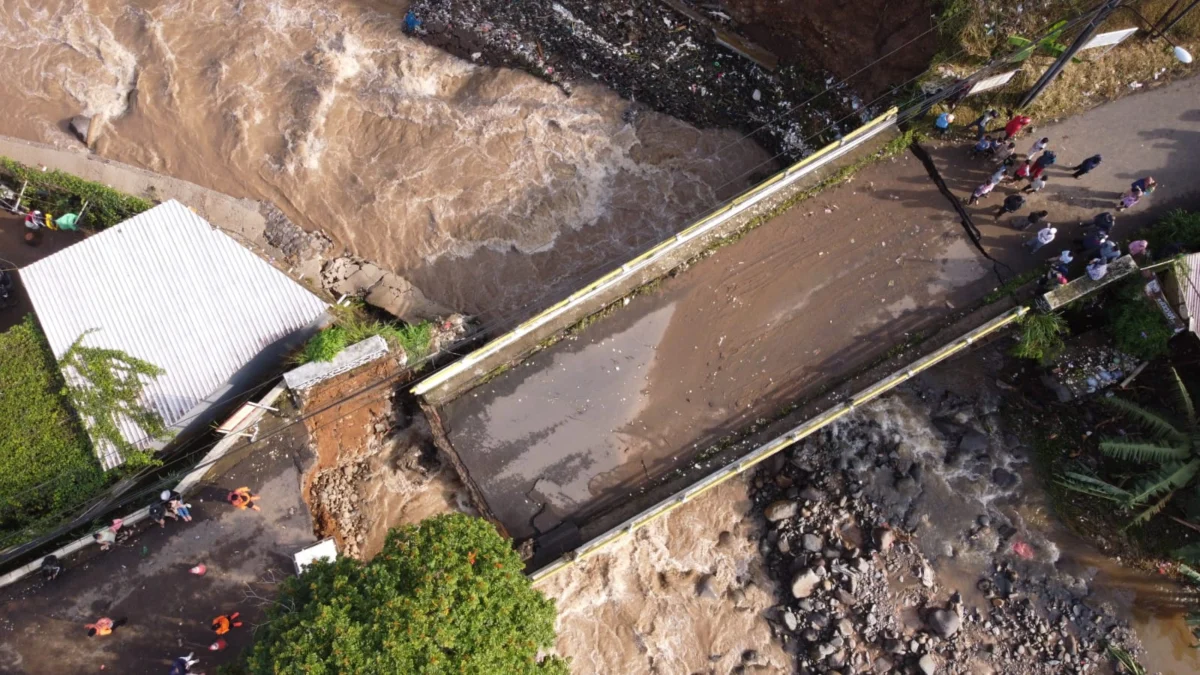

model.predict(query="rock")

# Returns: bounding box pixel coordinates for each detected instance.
[928,609,961,639]
[991,467,1020,490]
[765,500,799,522]
[918,654,938,675]
[69,115,94,145]
[875,527,896,552]
[837,618,855,637]
[827,649,847,669]
[799,487,826,502]
[783,611,799,632]
[874,656,893,674]
[895,476,920,497]
[778,537,791,554]
[958,430,989,454]
[802,534,824,552]
[791,569,820,598]
[696,574,719,600]
[718,531,734,548]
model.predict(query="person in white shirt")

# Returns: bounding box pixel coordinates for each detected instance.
[1087,258,1108,280]
[1027,137,1049,160]
[1025,226,1056,253]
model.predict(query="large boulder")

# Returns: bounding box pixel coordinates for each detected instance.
[69,115,94,146]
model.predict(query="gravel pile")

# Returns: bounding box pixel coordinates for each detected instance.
[748,386,1144,674]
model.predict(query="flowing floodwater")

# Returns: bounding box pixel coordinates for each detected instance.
[0,0,769,319]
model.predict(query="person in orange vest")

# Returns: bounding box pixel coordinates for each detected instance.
[211,612,242,635]
[86,617,126,637]
[226,487,261,511]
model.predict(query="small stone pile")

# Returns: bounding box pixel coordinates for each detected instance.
[310,458,370,559]
[749,388,1146,674]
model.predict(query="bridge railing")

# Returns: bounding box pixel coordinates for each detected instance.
[412,107,901,405]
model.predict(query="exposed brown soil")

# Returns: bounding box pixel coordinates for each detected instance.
[299,357,469,559]
[720,0,940,100]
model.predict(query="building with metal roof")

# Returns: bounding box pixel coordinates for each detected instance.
[21,200,329,468]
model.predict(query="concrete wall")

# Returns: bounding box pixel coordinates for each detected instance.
[412,108,900,406]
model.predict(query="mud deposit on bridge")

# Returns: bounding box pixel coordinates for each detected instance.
[440,152,995,546]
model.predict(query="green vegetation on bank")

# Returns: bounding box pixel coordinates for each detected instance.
[931,0,1200,121]
[1060,368,1200,527]
[243,514,568,674]
[0,156,153,229]
[0,317,105,539]
[299,303,434,366]
[1012,311,1068,363]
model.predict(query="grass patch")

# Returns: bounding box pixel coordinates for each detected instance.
[1106,279,1176,361]
[0,157,153,230]
[299,303,434,366]
[0,316,107,540]
[929,0,1200,123]
[1012,311,1069,362]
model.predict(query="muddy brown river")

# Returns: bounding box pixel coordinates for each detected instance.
[0,0,768,321]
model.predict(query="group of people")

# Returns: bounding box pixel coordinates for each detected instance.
[944,108,1160,291]
[35,484,265,673]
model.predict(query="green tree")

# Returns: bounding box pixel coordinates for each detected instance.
[1060,369,1200,527]
[246,514,569,674]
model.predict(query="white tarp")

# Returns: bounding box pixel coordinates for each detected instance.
[968,70,1019,96]
[1081,27,1138,51]
[294,538,338,574]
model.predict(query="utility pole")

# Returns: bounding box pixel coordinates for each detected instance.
[1018,0,1123,109]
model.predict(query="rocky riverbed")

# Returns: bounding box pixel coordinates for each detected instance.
[406,0,867,159]
[748,356,1149,674]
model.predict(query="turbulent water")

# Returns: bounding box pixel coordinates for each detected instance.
[0,0,769,318]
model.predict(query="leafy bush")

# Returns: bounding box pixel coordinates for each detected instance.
[298,304,433,365]
[1107,281,1175,361]
[1145,209,1200,253]
[0,156,153,229]
[0,316,106,536]
[1012,311,1068,363]
[1059,369,1200,528]
[246,514,569,674]
[60,330,168,462]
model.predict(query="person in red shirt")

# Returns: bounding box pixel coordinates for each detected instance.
[1004,115,1032,140]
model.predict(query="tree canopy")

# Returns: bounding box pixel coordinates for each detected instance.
[246,514,569,674]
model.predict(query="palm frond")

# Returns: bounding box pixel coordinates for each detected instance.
[1179,562,1200,586]
[1102,395,1187,442]
[1126,491,1176,530]
[1130,460,1200,505]
[1100,440,1192,463]
[1058,472,1133,501]
[1173,368,1198,432]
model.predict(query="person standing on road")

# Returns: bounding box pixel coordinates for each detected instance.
[995,193,1026,221]
[993,141,1016,164]
[1027,137,1049,160]
[1131,176,1156,195]
[1116,186,1143,211]
[969,136,995,159]
[1070,154,1102,178]
[227,487,261,511]
[1025,226,1057,253]
[1099,239,1122,262]
[1004,114,1032,140]
[1033,150,1057,172]
[1057,249,1074,266]
[967,179,998,205]
[989,165,1009,186]
[1011,159,1033,183]
[967,109,998,139]
[1091,212,1116,236]
[1023,174,1048,194]
[1015,209,1049,231]
[935,112,955,136]
[1129,240,1149,258]
[169,653,199,675]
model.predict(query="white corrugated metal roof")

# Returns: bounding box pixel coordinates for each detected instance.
[21,200,328,468]
[1182,253,1200,333]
